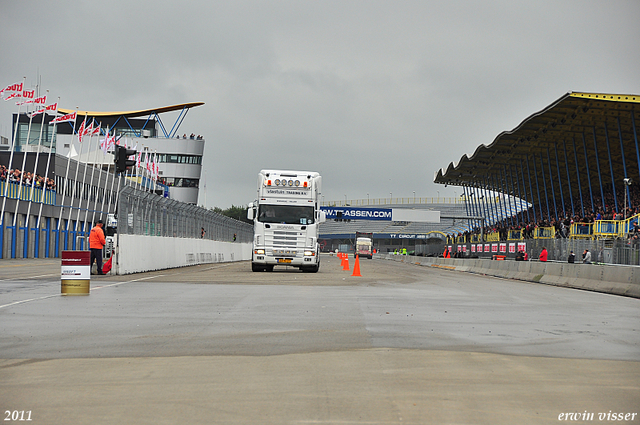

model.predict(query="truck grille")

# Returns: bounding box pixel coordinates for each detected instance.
[268,230,304,256]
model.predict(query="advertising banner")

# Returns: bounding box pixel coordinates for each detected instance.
[321,206,392,221]
[61,251,91,295]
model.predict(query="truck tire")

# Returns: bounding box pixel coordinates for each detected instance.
[302,262,320,273]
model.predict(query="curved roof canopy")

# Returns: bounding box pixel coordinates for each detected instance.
[58,101,204,118]
[434,92,640,213]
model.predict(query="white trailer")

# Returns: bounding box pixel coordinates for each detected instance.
[247,170,326,272]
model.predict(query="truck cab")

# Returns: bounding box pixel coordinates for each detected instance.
[248,170,326,272]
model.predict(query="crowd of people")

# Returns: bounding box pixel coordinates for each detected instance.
[179,133,203,140]
[0,165,56,191]
[464,186,640,242]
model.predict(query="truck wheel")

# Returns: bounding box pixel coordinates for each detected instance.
[303,263,320,273]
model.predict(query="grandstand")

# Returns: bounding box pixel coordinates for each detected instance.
[433,91,640,265]
[321,92,640,264]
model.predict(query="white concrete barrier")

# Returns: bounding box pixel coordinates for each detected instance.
[381,254,640,298]
[114,234,252,275]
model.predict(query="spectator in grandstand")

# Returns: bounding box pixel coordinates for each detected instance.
[582,249,591,264]
[539,247,548,262]
[568,251,575,263]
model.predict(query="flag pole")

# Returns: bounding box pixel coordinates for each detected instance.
[36,97,60,233]
[56,109,77,240]
[85,120,102,226]
[62,110,82,244]
[91,123,109,225]
[105,134,121,220]
[98,126,113,221]
[0,77,26,229]
[23,89,49,243]
[75,116,93,233]
[70,114,88,247]
[12,86,38,228]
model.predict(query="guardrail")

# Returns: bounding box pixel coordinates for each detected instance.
[0,180,55,205]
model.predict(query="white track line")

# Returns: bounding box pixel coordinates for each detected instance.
[0,275,165,309]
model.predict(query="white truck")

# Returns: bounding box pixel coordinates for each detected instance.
[355,236,373,259]
[247,170,326,272]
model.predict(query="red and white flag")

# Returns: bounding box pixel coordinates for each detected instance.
[25,95,48,116]
[49,111,77,124]
[84,121,94,137]
[100,128,113,153]
[27,108,46,118]
[0,81,23,98]
[14,89,36,105]
[77,117,87,142]
[33,95,47,106]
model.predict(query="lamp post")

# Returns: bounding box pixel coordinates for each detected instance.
[623,178,632,220]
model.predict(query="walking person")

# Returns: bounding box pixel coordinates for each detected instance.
[90,220,106,275]
[582,249,591,264]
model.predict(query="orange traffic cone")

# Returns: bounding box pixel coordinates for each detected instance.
[352,255,361,277]
[343,256,350,271]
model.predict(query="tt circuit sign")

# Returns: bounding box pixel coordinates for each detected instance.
[320,207,440,223]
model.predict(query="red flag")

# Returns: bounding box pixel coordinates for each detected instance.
[102,256,113,274]
[77,117,87,142]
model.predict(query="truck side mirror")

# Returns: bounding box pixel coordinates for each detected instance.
[318,210,326,223]
[247,202,254,220]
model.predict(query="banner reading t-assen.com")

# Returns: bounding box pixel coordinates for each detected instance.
[320,206,392,221]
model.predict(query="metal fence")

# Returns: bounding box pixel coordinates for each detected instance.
[424,237,640,266]
[117,185,253,243]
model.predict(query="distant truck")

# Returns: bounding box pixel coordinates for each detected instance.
[354,231,373,259]
[247,170,326,272]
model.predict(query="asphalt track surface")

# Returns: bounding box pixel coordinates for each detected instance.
[0,255,638,424]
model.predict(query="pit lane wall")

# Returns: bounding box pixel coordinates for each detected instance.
[114,234,252,275]
[381,254,640,299]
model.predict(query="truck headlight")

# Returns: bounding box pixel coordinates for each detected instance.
[255,249,265,255]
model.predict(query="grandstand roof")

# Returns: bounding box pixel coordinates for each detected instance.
[434,92,640,213]
[58,102,204,118]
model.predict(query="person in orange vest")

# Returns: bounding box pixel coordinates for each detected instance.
[89,219,107,275]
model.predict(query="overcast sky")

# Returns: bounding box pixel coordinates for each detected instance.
[1,1,639,208]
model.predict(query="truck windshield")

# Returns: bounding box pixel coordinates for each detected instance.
[258,205,315,225]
